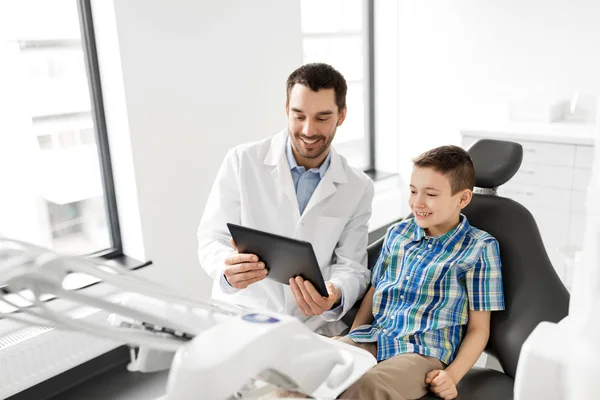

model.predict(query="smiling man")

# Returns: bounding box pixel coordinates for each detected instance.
[197,63,374,336]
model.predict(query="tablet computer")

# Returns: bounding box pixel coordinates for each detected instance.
[226,223,329,297]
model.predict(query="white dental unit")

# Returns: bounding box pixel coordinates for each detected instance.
[0,239,375,399]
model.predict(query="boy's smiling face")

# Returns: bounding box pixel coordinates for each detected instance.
[409,166,472,237]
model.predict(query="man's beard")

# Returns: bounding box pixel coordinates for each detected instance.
[290,131,334,160]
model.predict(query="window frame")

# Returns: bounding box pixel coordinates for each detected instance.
[77,0,122,258]
[77,0,123,258]
[366,0,375,172]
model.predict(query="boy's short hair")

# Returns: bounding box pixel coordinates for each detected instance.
[413,145,476,194]
[286,63,347,112]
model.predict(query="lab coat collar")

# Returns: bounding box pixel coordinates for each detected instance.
[264,129,348,217]
[264,129,348,184]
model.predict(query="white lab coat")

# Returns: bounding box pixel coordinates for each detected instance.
[198,129,374,335]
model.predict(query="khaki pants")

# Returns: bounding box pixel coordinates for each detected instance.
[263,337,444,400]
[338,337,444,400]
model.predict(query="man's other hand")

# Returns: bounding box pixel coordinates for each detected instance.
[289,276,341,316]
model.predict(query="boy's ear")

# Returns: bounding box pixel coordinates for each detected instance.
[457,189,473,210]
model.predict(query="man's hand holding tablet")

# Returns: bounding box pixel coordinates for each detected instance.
[223,239,268,289]
[288,276,342,316]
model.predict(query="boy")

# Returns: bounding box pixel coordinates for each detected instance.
[337,145,504,400]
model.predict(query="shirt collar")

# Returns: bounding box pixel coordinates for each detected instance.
[411,214,470,245]
[285,135,331,178]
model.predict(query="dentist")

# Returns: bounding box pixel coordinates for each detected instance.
[197,63,373,335]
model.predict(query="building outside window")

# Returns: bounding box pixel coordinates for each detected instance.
[300,0,374,171]
[0,0,119,256]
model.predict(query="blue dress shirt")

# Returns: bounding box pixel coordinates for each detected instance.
[347,216,504,364]
[285,136,331,215]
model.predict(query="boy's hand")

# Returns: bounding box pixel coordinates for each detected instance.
[426,370,458,400]
[289,276,341,316]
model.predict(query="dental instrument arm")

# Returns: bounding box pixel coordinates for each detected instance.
[0,239,375,399]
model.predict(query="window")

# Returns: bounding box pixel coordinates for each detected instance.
[0,0,121,256]
[300,0,374,171]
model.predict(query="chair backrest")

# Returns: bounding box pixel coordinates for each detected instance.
[366,139,569,379]
[465,139,569,378]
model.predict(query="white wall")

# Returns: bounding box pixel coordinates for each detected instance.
[91,0,600,299]
[394,0,600,178]
[94,0,303,299]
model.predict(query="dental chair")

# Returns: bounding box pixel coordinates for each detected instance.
[345,139,570,399]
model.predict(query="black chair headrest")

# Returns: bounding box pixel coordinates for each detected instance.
[468,139,523,189]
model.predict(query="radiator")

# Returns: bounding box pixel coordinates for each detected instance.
[0,306,121,399]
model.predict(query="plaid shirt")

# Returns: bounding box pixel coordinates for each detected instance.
[347,216,504,364]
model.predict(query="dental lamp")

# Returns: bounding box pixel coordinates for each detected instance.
[0,241,375,399]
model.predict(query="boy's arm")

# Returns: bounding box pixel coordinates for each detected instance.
[448,238,502,381]
[428,239,503,399]
[350,285,376,331]
[446,310,491,382]
[426,310,491,399]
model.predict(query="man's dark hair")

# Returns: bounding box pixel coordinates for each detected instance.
[413,145,476,194]
[286,63,347,111]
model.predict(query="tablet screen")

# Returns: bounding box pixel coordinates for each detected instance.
[226,223,328,297]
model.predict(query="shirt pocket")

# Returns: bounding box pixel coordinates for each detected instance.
[312,216,350,267]
[231,285,270,311]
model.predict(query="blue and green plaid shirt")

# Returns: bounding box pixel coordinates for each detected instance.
[347,215,504,364]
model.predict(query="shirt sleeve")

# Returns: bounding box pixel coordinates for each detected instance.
[321,284,345,320]
[466,239,505,311]
[197,148,242,281]
[219,271,240,295]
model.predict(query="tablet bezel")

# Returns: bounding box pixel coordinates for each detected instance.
[226,223,329,297]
